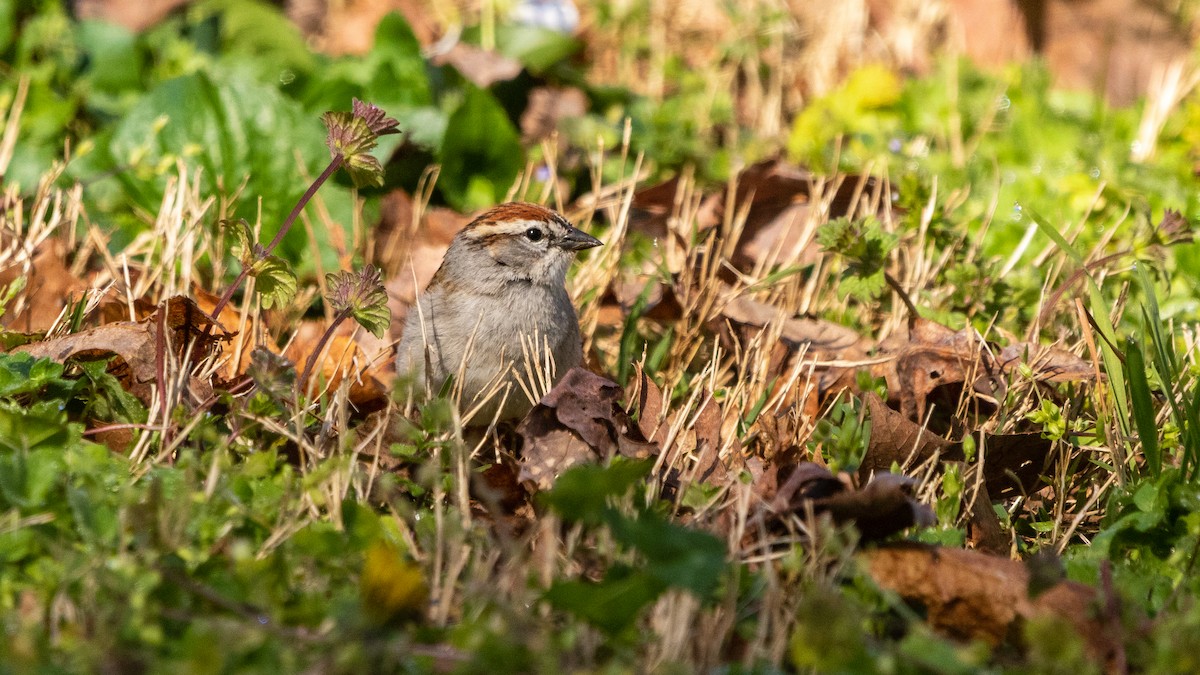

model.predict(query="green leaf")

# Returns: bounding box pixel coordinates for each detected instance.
[250,254,298,310]
[0,402,73,508]
[325,266,390,338]
[607,511,726,597]
[75,359,148,425]
[0,352,66,398]
[109,70,353,270]
[1126,335,1160,477]
[350,301,390,339]
[300,13,432,137]
[438,87,523,211]
[203,0,316,79]
[76,20,142,96]
[545,564,667,635]
[540,459,655,525]
[492,24,580,74]
[221,218,256,266]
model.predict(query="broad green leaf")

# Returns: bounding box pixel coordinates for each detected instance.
[607,511,726,597]
[250,254,298,310]
[438,87,522,211]
[203,0,316,79]
[76,359,148,425]
[540,459,654,525]
[300,12,431,146]
[0,352,65,398]
[492,25,580,74]
[545,565,667,635]
[76,20,142,97]
[351,301,390,339]
[0,403,73,508]
[108,70,353,271]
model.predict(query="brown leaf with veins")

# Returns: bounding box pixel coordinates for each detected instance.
[998,342,1094,383]
[97,284,268,384]
[630,365,740,493]
[719,292,870,417]
[859,391,954,477]
[868,318,1095,433]
[517,368,658,491]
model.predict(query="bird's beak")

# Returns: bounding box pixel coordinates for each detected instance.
[558,226,603,251]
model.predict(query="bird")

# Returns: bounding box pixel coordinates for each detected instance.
[395,202,602,424]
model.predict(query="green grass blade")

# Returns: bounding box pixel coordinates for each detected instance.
[1125,335,1160,477]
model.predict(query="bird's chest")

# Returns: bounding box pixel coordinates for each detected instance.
[482,284,576,355]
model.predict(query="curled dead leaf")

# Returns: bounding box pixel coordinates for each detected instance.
[517,368,658,491]
[764,461,934,541]
[860,392,1058,499]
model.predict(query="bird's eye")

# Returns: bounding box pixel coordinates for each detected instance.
[524,227,544,242]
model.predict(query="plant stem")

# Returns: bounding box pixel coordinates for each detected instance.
[210,155,345,322]
[297,307,352,396]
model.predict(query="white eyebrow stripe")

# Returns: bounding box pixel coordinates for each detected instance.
[469,219,542,237]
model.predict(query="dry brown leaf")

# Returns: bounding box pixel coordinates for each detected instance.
[432,43,523,88]
[19,323,158,403]
[0,239,88,333]
[284,320,389,411]
[998,342,1094,383]
[720,293,870,404]
[765,461,934,541]
[863,543,1117,664]
[635,366,667,445]
[860,391,954,477]
[288,0,440,55]
[517,368,658,491]
[97,285,266,384]
[875,318,1003,426]
[629,365,740,492]
[540,367,623,451]
[861,392,1058,499]
[607,271,683,322]
[628,176,722,240]
[517,408,599,492]
[73,0,189,32]
[376,190,472,336]
[520,86,588,145]
[722,294,866,356]
[864,318,1096,435]
[15,296,231,405]
[724,161,893,272]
